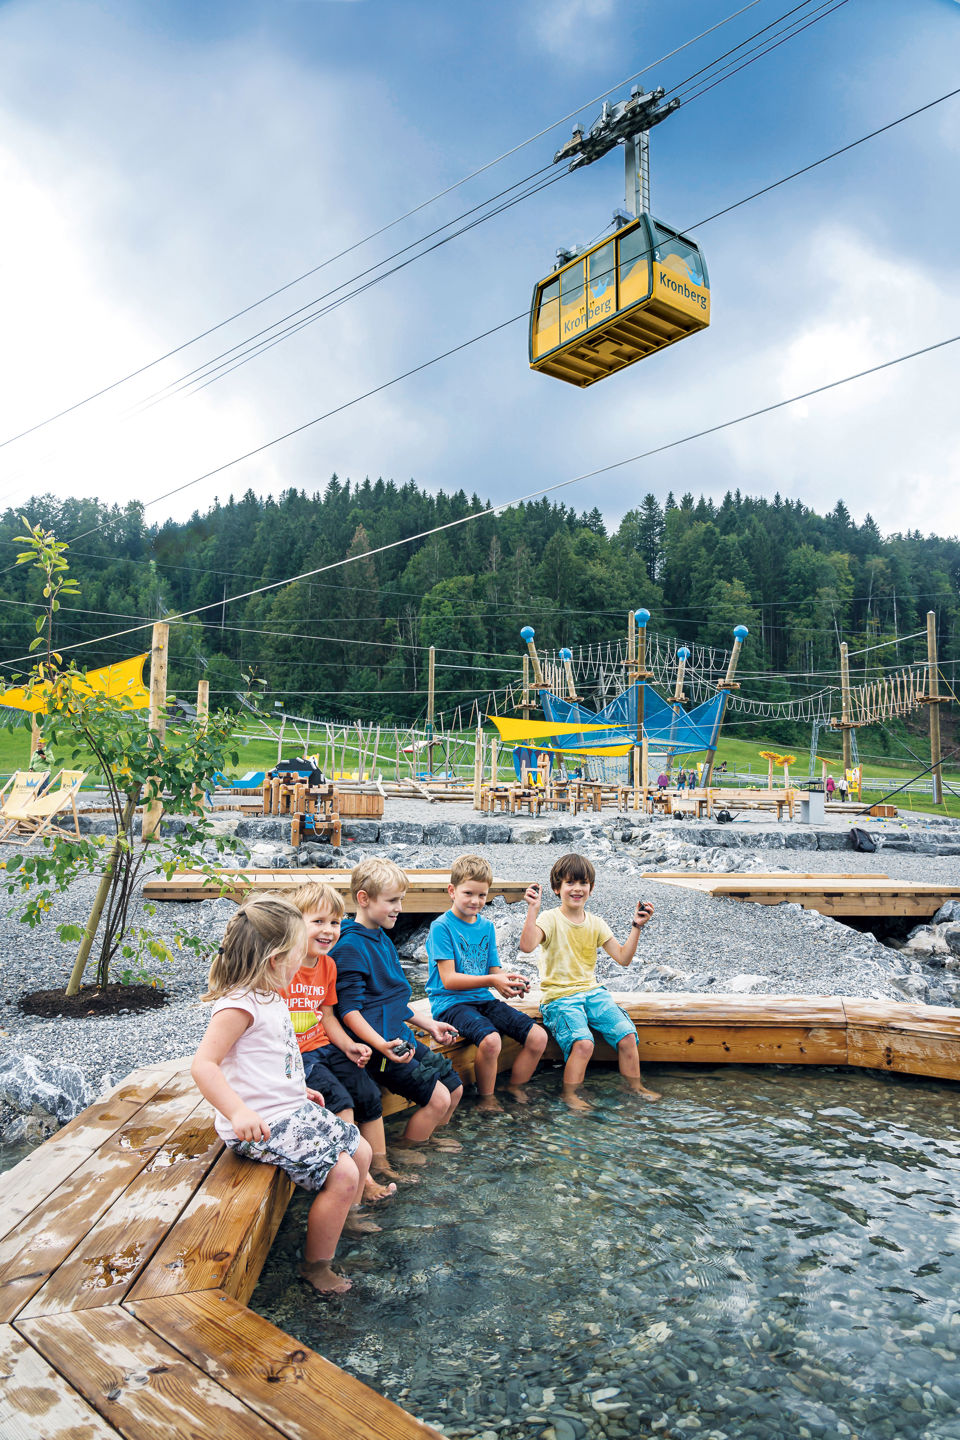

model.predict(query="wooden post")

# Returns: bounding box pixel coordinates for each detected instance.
[277,714,286,766]
[490,737,498,788]
[840,641,853,777]
[142,621,169,841]
[473,725,484,809]
[634,609,650,808]
[426,645,436,777]
[522,654,532,718]
[927,610,943,806]
[192,678,210,804]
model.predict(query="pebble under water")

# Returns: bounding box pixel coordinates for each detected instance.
[252,1065,960,1440]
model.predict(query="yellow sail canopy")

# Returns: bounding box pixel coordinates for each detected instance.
[490,716,619,744]
[0,654,150,714]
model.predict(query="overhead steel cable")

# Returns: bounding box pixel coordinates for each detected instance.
[35,81,957,555]
[0,0,770,455]
[124,3,842,415]
[2,328,957,671]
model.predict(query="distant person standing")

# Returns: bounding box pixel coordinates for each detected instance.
[825,775,836,798]
[838,775,849,802]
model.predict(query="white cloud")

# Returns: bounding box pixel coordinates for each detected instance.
[525,0,617,64]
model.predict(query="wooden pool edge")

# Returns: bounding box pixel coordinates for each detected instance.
[2,992,959,1439]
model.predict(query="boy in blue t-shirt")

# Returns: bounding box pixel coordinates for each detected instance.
[427,854,548,1111]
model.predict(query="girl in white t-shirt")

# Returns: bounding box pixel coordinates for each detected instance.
[191,896,373,1294]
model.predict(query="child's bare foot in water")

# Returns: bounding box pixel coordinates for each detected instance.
[390,1141,428,1166]
[506,1083,531,1105]
[428,1133,462,1151]
[343,1207,382,1236]
[626,1079,662,1101]
[561,1085,593,1112]
[363,1176,397,1203]
[300,1260,352,1293]
[372,1153,420,1185]
[476,1094,503,1114]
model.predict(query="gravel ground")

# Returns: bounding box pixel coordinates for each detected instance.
[1,803,958,1139]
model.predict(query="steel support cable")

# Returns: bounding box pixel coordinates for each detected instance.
[0,0,769,455]
[7,329,958,675]
[28,79,953,571]
[121,2,842,419]
[133,1,836,412]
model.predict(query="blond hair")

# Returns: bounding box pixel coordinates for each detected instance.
[450,853,493,888]
[202,896,307,1002]
[350,857,407,901]
[286,881,345,919]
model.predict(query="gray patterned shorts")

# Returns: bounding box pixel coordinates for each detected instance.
[228,1100,361,1192]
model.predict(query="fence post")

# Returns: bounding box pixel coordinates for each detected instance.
[142,621,169,841]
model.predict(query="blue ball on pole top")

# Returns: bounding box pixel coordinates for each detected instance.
[733,624,749,643]
[678,646,690,661]
[634,608,651,628]
[559,648,572,661]
[520,626,535,642]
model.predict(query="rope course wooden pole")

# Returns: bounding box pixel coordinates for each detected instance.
[840,641,853,776]
[142,621,169,842]
[426,645,436,777]
[927,610,943,806]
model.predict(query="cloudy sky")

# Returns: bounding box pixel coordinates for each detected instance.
[0,0,958,540]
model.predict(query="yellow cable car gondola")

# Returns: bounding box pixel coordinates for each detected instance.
[529,214,709,387]
[529,84,709,387]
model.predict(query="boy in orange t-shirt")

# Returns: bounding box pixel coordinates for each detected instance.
[284,882,414,1199]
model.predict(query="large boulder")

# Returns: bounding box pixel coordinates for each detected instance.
[460,823,512,845]
[423,822,464,846]
[0,1053,91,1124]
[933,900,960,925]
[235,817,290,841]
[340,820,380,844]
[378,821,425,846]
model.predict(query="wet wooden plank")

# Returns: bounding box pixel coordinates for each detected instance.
[17,1307,284,1440]
[0,1322,119,1440]
[127,1147,293,1305]
[842,999,960,1080]
[129,1290,444,1440]
[633,1024,847,1066]
[20,1104,222,1319]
[0,1080,203,1322]
[0,1062,191,1244]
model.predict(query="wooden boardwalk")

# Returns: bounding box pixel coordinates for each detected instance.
[144,868,530,911]
[643,870,960,918]
[3,993,960,1437]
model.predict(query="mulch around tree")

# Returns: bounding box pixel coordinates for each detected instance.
[18,984,168,1019]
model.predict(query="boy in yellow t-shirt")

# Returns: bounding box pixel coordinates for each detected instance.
[519,852,660,1110]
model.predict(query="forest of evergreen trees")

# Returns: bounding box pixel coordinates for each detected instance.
[0,482,956,747]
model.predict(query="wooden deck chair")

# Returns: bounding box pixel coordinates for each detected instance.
[0,770,50,842]
[4,769,87,845]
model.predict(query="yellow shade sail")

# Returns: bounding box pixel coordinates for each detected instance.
[0,654,150,714]
[491,716,623,744]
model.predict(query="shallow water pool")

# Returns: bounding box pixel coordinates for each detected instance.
[252,1065,960,1440]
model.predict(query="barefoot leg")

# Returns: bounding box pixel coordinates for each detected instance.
[509,1024,548,1089]
[561,1038,594,1111]
[617,1035,661,1101]
[301,1152,360,1290]
[473,1032,502,1099]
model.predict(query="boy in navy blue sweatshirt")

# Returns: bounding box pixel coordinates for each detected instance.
[333,858,463,1155]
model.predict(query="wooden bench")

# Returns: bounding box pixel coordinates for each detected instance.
[713,787,794,820]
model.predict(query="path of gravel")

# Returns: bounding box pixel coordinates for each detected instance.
[1,805,957,1138]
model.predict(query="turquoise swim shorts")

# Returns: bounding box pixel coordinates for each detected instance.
[540,988,638,1061]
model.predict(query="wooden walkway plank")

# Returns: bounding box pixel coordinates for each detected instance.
[16,1307,287,1440]
[0,1081,204,1322]
[20,1104,222,1320]
[842,998,960,1081]
[144,868,530,910]
[643,872,960,918]
[0,1323,120,1440]
[127,1148,293,1305]
[0,1063,193,1244]
[129,1290,444,1440]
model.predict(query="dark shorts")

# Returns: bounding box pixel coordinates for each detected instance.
[439,998,537,1048]
[302,1045,383,1123]
[375,1037,463,1109]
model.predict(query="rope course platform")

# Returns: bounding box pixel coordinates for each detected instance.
[3,995,960,1437]
[143,868,530,908]
[643,871,960,918]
